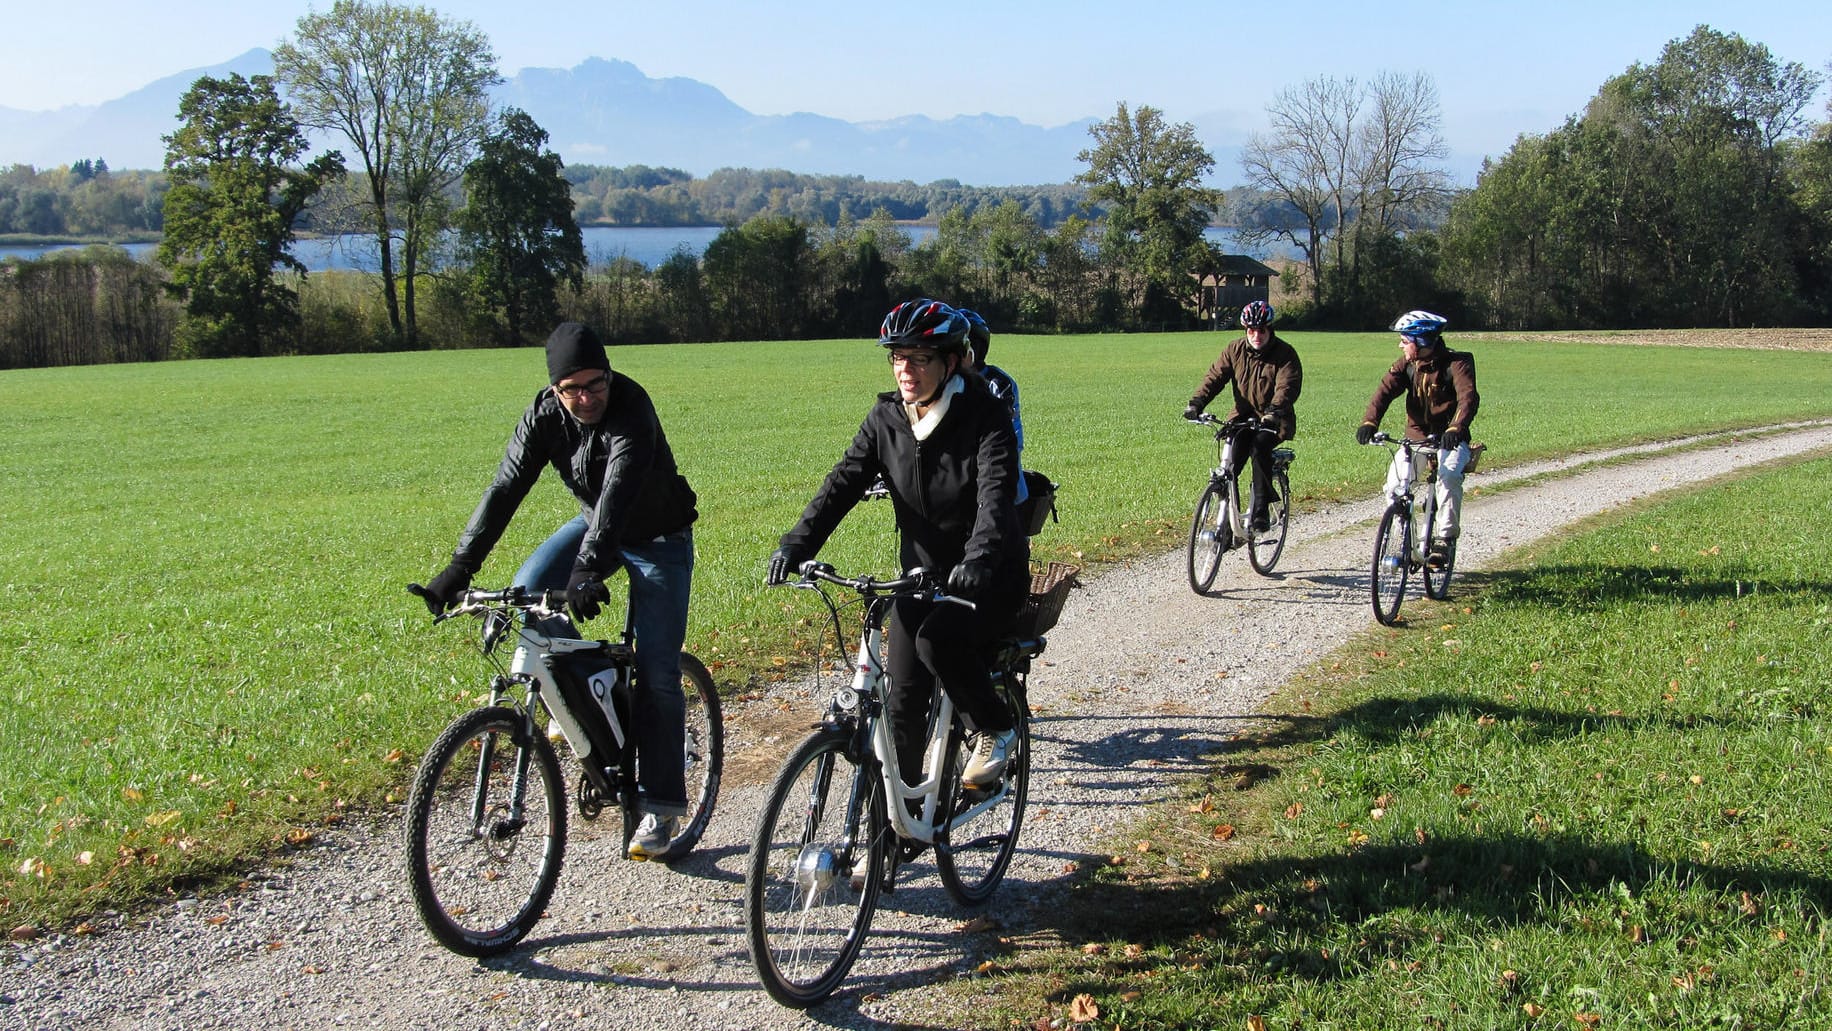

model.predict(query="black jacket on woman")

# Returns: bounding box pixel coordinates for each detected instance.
[780,372,1028,594]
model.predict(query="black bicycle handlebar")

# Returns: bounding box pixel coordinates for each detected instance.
[789,562,976,610]
[1368,431,1441,449]
[406,582,568,623]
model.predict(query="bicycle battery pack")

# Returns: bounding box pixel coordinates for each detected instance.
[548,653,631,764]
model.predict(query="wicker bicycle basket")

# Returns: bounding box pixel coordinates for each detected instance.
[1015,562,1081,637]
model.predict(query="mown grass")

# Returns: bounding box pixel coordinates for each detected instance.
[2,331,1831,926]
[989,453,1832,1030]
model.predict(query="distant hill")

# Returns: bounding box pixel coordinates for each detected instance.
[0,50,1107,186]
[0,50,1483,186]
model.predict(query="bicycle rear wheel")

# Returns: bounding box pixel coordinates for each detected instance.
[650,652,724,861]
[1186,480,1229,594]
[405,706,566,957]
[1371,502,1410,626]
[936,682,1030,905]
[744,727,886,1008]
[1247,469,1291,576]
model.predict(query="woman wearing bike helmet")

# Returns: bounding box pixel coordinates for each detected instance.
[1357,309,1480,566]
[768,299,1029,791]
[1184,300,1303,531]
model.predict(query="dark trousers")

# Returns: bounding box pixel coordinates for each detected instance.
[1228,428,1281,518]
[884,579,1022,788]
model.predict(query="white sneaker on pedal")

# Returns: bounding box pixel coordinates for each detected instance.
[962,729,1018,789]
[627,813,678,861]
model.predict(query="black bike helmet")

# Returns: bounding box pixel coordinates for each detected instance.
[958,308,992,364]
[1239,300,1275,328]
[879,299,969,354]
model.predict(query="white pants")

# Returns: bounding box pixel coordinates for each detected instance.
[1386,442,1470,541]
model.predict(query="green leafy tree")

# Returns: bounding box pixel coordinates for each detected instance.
[701,215,815,341]
[1442,25,1822,328]
[157,73,343,358]
[455,109,585,345]
[1075,102,1221,325]
[275,0,498,348]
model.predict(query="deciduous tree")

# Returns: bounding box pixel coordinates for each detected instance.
[454,109,585,345]
[275,0,497,348]
[157,73,342,357]
[1075,103,1221,325]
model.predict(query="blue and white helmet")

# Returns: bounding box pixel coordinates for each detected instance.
[1391,309,1448,341]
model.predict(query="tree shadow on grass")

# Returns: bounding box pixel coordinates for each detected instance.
[1471,564,1832,610]
[1049,829,1832,988]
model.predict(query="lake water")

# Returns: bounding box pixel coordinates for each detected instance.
[1,224,1261,270]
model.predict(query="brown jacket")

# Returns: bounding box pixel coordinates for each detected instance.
[1362,347,1479,441]
[1187,333,1302,441]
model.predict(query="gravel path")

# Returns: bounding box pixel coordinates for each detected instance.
[7,422,1832,1031]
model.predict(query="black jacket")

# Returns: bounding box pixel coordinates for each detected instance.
[452,374,697,577]
[780,374,1028,589]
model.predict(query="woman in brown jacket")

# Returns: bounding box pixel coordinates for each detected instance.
[1356,310,1479,564]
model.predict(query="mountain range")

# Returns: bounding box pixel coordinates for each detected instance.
[0,49,1266,187]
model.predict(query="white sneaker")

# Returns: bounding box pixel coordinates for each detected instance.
[627,813,678,861]
[961,729,1018,789]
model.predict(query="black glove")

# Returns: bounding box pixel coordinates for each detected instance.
[1182,404,1203,421]
[1441,428,1466,450]
[419,562,472,615]
[565,568,610,622]
[766,547,804,586]
[1356,423,1377,446]
[947,560,993,600]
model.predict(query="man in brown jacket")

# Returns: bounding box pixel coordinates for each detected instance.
[1183,300,1302,531]
[1356,310,1479,564]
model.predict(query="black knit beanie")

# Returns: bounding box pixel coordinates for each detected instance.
[546,322,610,384]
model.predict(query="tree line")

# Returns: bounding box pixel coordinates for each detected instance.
[0,162,1091,242]
[4,16,1830,372]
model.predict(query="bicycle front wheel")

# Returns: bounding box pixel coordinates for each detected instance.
[1371,502,1410,626]
[1422,513,1457,601]
[936,684,1031,905]
[1187,480,1229,594]
[405,705,567,957]
[1247,469,1291,576]
[651,652,724,861]
[744,727,886,1008]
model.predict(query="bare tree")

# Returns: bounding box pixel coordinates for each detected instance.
[1239,72,1448,310]
[275,0,497,348]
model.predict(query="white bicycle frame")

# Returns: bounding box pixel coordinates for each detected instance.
[836,615,1011,847]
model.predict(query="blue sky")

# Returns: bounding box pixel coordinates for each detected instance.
[7,0,1830,164]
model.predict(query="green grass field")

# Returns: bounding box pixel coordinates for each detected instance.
[3,331,1832,926]
[986,452,1832,1029]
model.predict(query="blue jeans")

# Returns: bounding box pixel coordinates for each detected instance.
[515,516,694,817]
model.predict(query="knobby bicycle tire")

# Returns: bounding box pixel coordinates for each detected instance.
[1371,501,1411,626]
[405,705,567,957]
[744,727,886,1008]
[936,684,1031,905]
[649,651,724,861]
[1187,480,1229,594]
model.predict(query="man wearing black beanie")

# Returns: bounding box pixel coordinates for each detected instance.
[418,321,699,860]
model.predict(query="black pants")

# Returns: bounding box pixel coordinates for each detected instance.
[1228,427,1281,519]
[885,579,1022,788]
